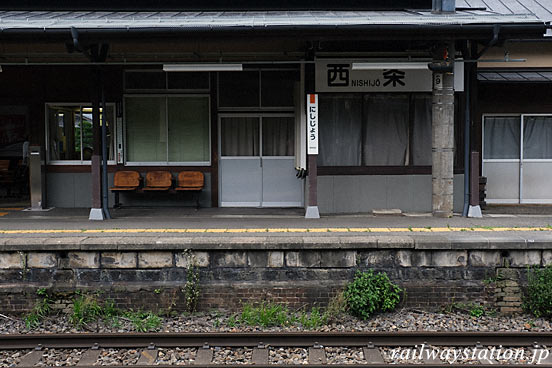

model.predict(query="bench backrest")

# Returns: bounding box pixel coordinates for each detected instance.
[177,171,204,188]
[146,171,172,187]
[114,171,141,187]
[0,160,10,172]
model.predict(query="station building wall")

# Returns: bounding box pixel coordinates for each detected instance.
[318,174,465,214]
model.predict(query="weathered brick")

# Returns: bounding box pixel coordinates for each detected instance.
[27,252,57,268]
[0,252,24,269]
[360,250,395,267]
[469,251,502,267]
[267,251,284,268]
[101,252,137,268]
[285,251,321,267]
[175,251,209,268]
[411,251,431,267]
[322,251,355,267]
[506,250,541,267]
[502,296,522,302]
[138,252,173,268]
[431,251,467,267]
[248,252,269,267]
[543,251,552,266]
[396,250,412,267]
[68,252,99,268]
[212,252,247,267]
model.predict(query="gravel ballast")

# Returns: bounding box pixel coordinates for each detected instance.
[1,309,551,334]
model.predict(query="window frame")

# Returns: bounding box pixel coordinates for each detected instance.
[316,92,432,169]
[482,113,552,164]
[124,69,211,93]
[217,69,297,112]
[123,93,212,166]
[45,102,118,165]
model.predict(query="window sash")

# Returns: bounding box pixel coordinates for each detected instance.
[124,94,211,165]
[46,103,117,165]
[317,93,432,167]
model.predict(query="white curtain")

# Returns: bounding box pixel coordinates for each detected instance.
[262,117,294,156]
[484,116,520,160]
[523,116,552,159]
[411,95,432,165]
[318,94,362,166]
[221,117,259,156]
[362,95,409,166]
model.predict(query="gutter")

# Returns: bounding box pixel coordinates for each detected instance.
[0,23,546,41]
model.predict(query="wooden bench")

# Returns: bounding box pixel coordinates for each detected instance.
[143,171,172,191]
[110,170,141,207]
[110,170,204,209]
[175,171,204,209]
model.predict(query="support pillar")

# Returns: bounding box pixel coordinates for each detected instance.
[431,54,455,218]
[304,60,319,219]
[305,154,319,219]
[89,80,104,221]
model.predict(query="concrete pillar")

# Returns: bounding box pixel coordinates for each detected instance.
[89,77,104,221]
[431,59,455,217]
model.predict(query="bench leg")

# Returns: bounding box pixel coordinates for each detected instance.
[114,192,120,208]
[195,191,200,210]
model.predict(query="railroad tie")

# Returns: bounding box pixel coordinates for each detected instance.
[362,347,384,364]
[77,345,101,366]
[16,348,43,367]
[194,345,214,365]
[252,346,268,365]
[422,354,442,364]
[137,346,159,365]
[308,344,327,365]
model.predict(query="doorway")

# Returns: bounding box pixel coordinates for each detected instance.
[482,114,552,204]
[219,114,303,207]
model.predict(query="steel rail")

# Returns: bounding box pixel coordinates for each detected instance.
[69,365,552,368]
[1,332,552,350]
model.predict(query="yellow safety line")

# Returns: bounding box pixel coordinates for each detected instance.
[0,207,24,211]
[0,227,551,234]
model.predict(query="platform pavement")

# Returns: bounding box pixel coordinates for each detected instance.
[0,207,551,251]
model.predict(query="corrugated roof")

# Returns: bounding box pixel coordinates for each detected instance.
[456,0,552,21]
[0,10,542,31]
[478,70,552,81]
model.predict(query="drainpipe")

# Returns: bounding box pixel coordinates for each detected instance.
[462,61,471,217]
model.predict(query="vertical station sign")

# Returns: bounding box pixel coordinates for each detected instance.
[307,94,318,155]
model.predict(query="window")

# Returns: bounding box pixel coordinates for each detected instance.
[125,95,210,164]
[124,70,209,91]
[218,69,298,109]
[483,116,520,160]
[317,93,432,167]
[46,104,115,164]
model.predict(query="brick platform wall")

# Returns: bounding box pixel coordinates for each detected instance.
[0,247,550,314]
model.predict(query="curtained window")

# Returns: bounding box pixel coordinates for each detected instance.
[523,116,552,159]
[125,96,210,163]
[318,93,432,166]
[483,116,520,160]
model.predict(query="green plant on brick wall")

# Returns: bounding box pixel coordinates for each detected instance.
[24,289,52,329]
[182,250,200,313]
[70,293,103,329]
[344,270,403,320]
[524,266,552,319]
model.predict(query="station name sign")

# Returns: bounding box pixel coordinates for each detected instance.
[315,60,432,93]
[307,94,318,155]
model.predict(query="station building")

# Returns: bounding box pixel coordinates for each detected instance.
[0,0,549,217]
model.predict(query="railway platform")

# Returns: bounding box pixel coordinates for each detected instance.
[0,207,551,315]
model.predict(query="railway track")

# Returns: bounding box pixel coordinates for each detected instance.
[2,332,552,367]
